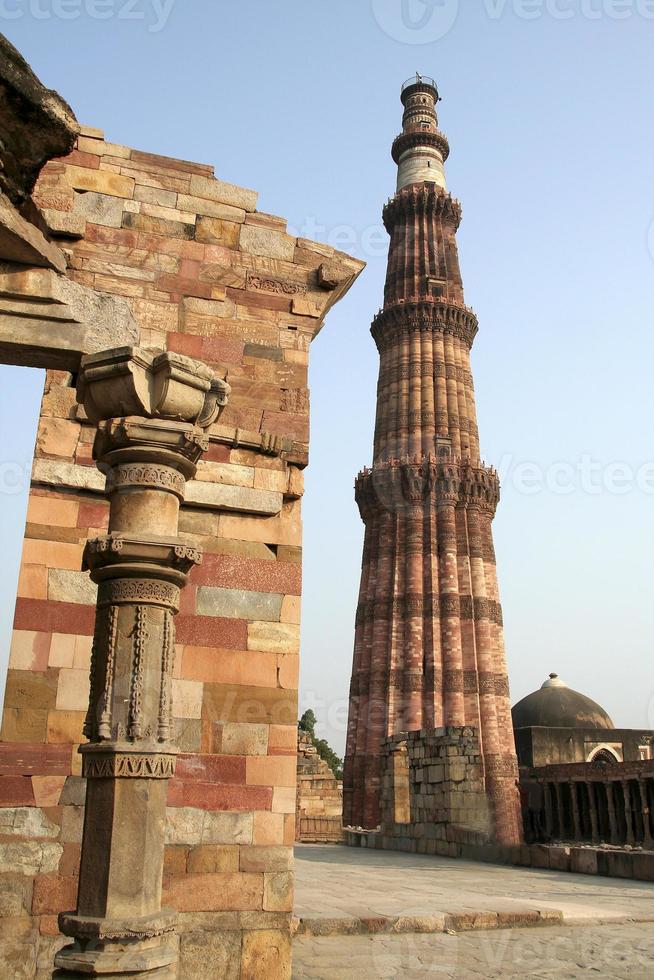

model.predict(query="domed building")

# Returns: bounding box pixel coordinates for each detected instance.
[512,674,652,768]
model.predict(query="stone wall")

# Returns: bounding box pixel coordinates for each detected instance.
[295,731,343,843]
[376,727,492,854]
[0,124,362,977]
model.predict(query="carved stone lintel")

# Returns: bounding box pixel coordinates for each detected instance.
[81,747,177,780]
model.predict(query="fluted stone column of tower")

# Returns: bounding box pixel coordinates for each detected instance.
[343,76,522,845]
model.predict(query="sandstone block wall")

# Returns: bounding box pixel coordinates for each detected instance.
[295,731,343,843]
[378,727,492,856]
[0,128,362,977]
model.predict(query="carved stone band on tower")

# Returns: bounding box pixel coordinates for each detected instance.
[343,77,523,845]
[54,347,229,977]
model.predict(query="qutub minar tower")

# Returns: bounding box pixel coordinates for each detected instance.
[343,75,523,844]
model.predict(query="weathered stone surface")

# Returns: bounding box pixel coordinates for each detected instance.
[0,34,78,205]
[241,928,292,980]
[196,587,282,622]
[239,225,295,262]
[40,208,86,239]
[178,927,241,979]
[72,189,124,227]
[31,458,104,492]
[196,216,241,247]
[247,622,300,654]
[185,481,282,515]
[0,840,62,875]
[0,805,60,839]
[188,175,257,212]
[0,193,67,271]
[47,569,95,605]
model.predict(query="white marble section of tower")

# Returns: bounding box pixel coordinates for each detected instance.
[396,76,447,192]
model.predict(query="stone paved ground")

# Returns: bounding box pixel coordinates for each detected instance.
[293,924,654,979]
[294,845,654,925]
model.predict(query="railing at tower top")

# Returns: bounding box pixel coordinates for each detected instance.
[402,74,438,93]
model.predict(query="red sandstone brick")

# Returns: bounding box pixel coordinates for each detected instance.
[58,843,81,877]
[203,442,230,463]
[163,872,263,912]
[84,224,139,248]
[193,554,301,595]
[0,775,35,805]
[261,411,309,443]
[201,337,245,366]
[0,742,70,776]
[14,600,95,636]
[77,501,109,530]
[181,647,277,688]
[175,615,247,649]
[39,914,61,936]
[167,333,203,358]
[172,780,272,812]
[136,233,205,260]
[156,275,212,300]
[179,584,197,616]
[56,149,99,169]
[176,754,246,784]
[32,875,78,915]
[226,288,291,313]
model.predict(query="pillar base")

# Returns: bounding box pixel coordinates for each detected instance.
[55,911,177,976]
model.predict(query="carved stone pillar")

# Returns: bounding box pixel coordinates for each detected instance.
[54,347,229,978]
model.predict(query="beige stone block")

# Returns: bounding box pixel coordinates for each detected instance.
[271,787,296,814]
[141,202,195,225]
[239,225,295,261]
[196,216,242,246]
[40,385,78,420]
[17,564,47,599]
[263,871,294,912]
[56,668,90,711]
[165,807,204,846]
[27,495,79,528]
[253,812,285,846]
[277,655,298,690]
[220,723,269,756]
[130,298,179,334]
[133,184,177,207]
[36,418,79,458]
[187,845,239,873]
[0,806,60,839]
[247,622,300,655]
[48,633,76,669]
[201,811,253,845]
[8,630,49,670]
[218,511,301,548]
[241,928,291,980]
[246,756,296,789]
[291,296,324,318]
[22,538,84,571]
[73,635,92,670]
[280,596,301,626]
[77,136,131,157]
[194,461,255,488]
[78,124,104,139]
[72,189,125,227]
[185,482,282,516]
[48,569,97,605]
[45,709,84,744]
[0,840,62,876]
[188,175,257,212]
[41,209,86,238]
[253,468,287,493]
[178,195,245,222]
[31,458,104,493]
[172,679,203,719]
[198,588,282,622]
[64,165,134,198]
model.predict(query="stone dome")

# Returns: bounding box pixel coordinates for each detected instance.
[512,674,614,730]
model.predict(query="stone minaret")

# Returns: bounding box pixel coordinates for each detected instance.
[343,76,522,844]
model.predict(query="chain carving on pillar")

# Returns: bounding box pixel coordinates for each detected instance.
[343,76,523,845]
[55,347,229,978]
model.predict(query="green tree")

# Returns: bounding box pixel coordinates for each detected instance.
[298,709,343,780]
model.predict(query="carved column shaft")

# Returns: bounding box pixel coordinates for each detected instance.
[55,347,228,978]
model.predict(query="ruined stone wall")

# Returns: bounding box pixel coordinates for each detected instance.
[295,730,343,843]
[378,727,492,856]
[0,128,362,977]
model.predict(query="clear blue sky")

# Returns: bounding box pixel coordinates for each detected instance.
[1,1,653,755]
